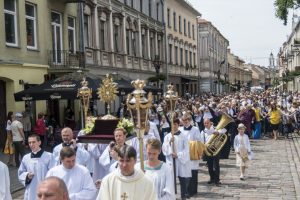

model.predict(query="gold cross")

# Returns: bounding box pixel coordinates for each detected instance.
[121,192,128,200]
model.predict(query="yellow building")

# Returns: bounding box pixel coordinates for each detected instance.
[165,0,201,96]
[0,0,80,145]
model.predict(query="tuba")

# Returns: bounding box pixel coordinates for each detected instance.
[204,112,234,157]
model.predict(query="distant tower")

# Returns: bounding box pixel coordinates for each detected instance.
[269,52,275,69]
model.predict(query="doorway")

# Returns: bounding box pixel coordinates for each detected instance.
[0,80,6,149]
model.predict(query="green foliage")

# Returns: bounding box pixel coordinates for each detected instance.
[148,73,166,82]
[274,0,299,25]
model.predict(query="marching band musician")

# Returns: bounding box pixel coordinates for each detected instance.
[162,118,191,200]
[180,113,202,197]
[234,123,252,180]
[201,118,226,186]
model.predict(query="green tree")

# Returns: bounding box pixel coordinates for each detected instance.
[274,0,300,25]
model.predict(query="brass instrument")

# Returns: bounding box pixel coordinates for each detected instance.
[204,112,234,157]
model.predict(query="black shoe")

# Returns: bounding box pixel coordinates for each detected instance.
[207,180,214,184]
[215,181,221,186]
[184,194,190,199]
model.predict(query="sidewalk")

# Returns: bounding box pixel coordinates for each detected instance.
[6,134,300,199]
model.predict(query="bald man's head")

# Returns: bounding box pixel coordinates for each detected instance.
[61,127,73,143]
[37,176,69,200]
[203,118,212,129]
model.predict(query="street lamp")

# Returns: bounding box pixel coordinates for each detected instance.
[269,52,275,86]
[153,55,163,88]
[214,70,221,94]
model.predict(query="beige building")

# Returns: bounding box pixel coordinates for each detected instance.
[227,50,251,91]
[165,0,200,96]
[0,0,81,145]
[197,18,229,94]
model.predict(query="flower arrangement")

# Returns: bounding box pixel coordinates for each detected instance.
[117,118,134,136]
[83,116,97,134]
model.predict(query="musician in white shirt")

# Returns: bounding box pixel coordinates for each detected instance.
[201,118,226,186]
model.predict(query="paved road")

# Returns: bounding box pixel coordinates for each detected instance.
[6,134,300,199]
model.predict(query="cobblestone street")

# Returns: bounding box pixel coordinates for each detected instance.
[5,134,300,199]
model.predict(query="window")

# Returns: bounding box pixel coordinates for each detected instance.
[84,15,89,47]
[126,29,130,55]
[180,48,183,65]
[175,46,178,65]
[156,3,159,20]
[169,44,172,64]
[25,3,37,49]
[167,9,170,27]
[158,36,162,57]
[190,51,192,65]
[193,52,196,66]
[150,35,154,59]
[184,19,186,35]
[68,17,76,53]
[179,16,181,33]
[114,25,119,53]
[173,12,176,31]
[188,22,190,37]
[185,50,188,65]
[4,0,18,46]
[51,11,63,63]
[192,24,195,40]
[149,0,152,17]
[131,0,134,7]
[132,31,137,56]
[99,19,105,50]
[140,0,143,12]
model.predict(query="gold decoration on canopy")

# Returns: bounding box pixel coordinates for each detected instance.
[97,74,118,119]
[126,79,153,171]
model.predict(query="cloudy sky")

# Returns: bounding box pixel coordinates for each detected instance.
[189,0,295,67]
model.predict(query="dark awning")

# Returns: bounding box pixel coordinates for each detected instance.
[14,72,163,101]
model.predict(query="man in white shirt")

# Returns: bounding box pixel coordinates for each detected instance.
[0,161,12,200]
[18,134,52,200]
[201,118,226,186]
[51,127,89,167]
[11,112,26,167]
[46,147,97,200]
[97,145,157,200]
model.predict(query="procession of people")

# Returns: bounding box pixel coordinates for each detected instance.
[2,88,300,200]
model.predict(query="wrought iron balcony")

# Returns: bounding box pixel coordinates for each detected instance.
[48,50,85,70]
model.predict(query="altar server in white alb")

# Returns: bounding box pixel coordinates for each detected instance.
[97,145,157,200]
[98,127,128,175]
[162,118,191,200]
[136,138,175,200]
[51,127,89,167]
[180,113,202,197]
[46,147,97,200]
[127,121,155,162]
[0,161,12,200]
[18,134,52,200]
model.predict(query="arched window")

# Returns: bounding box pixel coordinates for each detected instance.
[98,11,107,50]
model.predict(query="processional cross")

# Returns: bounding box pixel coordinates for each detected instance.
[121,192,128,200]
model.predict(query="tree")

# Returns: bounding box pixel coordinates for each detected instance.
[274,0,300,25]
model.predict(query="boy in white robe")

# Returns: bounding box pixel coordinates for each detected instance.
[180,113,201,197]
[0,161,12,200]
[51,127,89,167]
[46,147,97,200]
[162,118,191,200]
[18,134,52,200]
[136,138,175,200]
[127,122,155,162]
[97,145,157,200]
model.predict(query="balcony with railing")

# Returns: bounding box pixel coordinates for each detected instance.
[48,50,84,71]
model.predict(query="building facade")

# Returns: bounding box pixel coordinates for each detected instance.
[82,0,165,87]
[197,18,229,94]
[165,0,200,96]
[0,0,83,146]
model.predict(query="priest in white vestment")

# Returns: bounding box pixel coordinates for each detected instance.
[0,161,12,200]
[18,134,52,200]
[97,145,157,200]
[46,147,97,200]
[51,127,89,167]
[136,138,175,200]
